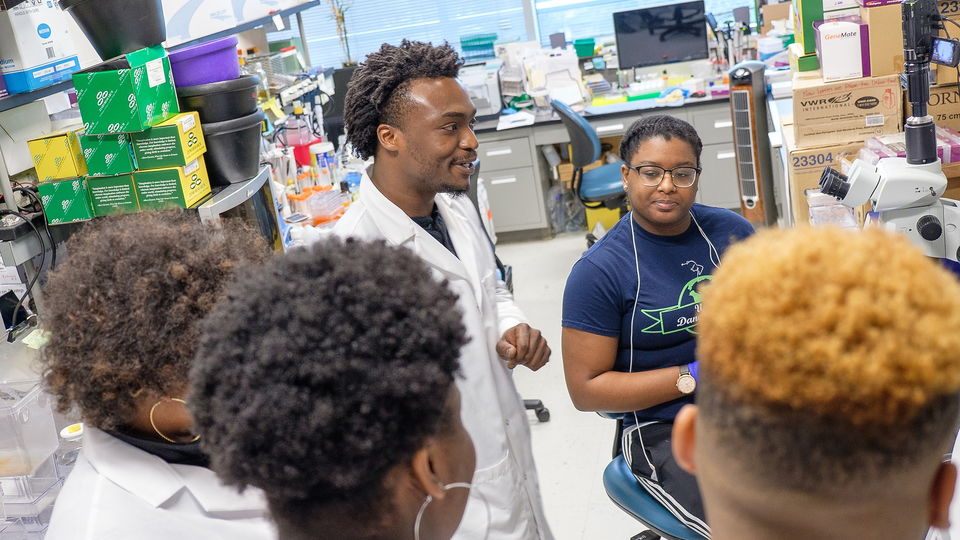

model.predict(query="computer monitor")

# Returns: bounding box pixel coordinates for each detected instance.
[324,65,358,150]
[614,1,709,70]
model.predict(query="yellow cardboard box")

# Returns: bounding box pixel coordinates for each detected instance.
[28,129,87,181]
[130,112,206,170]
[792,71,902,147]
[133,155,211,210]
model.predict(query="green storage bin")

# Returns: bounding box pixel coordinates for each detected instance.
[574,38,596,58]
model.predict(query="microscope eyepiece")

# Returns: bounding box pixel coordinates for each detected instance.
[819,167,851,201]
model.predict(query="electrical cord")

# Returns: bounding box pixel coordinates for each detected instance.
[941,17,960,90]
[0,209,45,342]
[14,187,56,269]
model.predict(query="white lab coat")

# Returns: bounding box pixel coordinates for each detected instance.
[330,173,553,540]
[46,428,276,540]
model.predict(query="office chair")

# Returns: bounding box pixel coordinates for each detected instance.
[551,99,626,211]
[467,159,550,423]
[600,413,708,540]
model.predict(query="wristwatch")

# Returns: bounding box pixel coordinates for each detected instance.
[676,364,697,395]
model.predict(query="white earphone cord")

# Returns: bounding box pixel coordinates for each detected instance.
[626,210,719,479]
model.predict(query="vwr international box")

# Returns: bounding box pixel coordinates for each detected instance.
[134,156,212,210]
[792,71,902,147]
[0,2,80,94]
[37,177,94,225]
[781,125,864,223]
[72,46,179,135]
[130,112,206,169]
[27,129,87,182]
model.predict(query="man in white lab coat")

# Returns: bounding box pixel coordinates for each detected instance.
[331,40,554,539]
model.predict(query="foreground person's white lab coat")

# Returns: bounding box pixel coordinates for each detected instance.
[331,173,553,540]
[46,427,275,540]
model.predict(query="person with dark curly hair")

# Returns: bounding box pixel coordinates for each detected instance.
[333,40,553,539]
[189,237,476,540]
[562,115,754,535]
[41,212,273,540]
[672,227,960,540]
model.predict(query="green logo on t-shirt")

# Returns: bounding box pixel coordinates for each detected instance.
[641,275,712,335]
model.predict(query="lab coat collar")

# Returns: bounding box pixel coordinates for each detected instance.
[83,427,265,514]
[359,168,472,284]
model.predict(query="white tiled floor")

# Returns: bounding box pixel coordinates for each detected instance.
[497,233,646,540]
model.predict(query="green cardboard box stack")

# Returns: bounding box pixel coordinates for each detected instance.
[70,46,213,214]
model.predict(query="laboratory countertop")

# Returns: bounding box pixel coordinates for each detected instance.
[474,94,731,135]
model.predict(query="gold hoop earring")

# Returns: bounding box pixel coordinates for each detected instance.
[149,397,201,444]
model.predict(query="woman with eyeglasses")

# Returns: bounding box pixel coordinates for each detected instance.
[561,115,754,535]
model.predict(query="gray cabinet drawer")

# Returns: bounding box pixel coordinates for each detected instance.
[485,167,544,232]
[697,143,740,210]
[479,137,532,171]
[689,104,734,146]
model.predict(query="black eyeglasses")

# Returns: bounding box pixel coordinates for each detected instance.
[626,165,702,188]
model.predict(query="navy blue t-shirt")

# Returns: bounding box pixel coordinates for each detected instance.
[562,204,754,428]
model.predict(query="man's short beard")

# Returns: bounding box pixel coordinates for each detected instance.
[439,185,468,197]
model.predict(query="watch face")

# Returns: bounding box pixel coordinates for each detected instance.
[677,374,697,395]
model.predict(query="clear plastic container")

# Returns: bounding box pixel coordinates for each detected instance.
[0,382,58,479]
[0,454,61,519]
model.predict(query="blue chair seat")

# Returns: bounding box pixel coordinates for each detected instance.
[603,455,708,540]
[581,162,624,201]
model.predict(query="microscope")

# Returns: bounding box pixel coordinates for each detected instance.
[819,0,960,263]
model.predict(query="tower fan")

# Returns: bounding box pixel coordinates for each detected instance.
[729,61,776,225]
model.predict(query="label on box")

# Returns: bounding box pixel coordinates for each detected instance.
[184,159,200,175]
[179,114,196,132]
[88,175,139,216]
[865,114,885,126]
[146,58,165,88]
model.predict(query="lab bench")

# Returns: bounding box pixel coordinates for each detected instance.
[474,97,739,235]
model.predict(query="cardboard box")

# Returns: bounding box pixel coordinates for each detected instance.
[859,4,904,77]
[0,2,81,94]
[134,156,212,210]
[87,174,139,216]
[915,85,960,132]
[130,112,206,170]
[794,0,862,54]
[792,71,902,147]
[814,17,870,81]
[80,133,137,176]
[761,2,792,34]
[27,129,87,182]
[782,126,864,222]
[37,177,94,225]
[73,46,179,135]
[788,42,820,72]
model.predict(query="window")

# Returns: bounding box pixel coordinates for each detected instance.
[270,0,529,70]
[534,0,755,47]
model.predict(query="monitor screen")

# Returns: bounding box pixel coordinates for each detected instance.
[614,1,709,70]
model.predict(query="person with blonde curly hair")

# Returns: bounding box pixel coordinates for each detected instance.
[671,226,960,540]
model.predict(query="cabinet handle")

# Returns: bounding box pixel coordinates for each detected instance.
[596,123,624,133]
[716,151,736,160]
[490,177,518,185]
[713,120,733,129]
[485,148,513,157]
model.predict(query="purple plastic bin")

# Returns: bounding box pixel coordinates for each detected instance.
[168,36,240,87]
